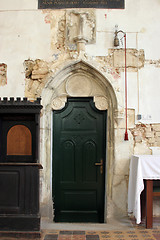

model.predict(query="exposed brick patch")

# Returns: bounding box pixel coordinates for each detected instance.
[131,123,160,147]
[24,59,49,80]
[97,49,145,73]
[24,59,49,99]
[0,63,7,86]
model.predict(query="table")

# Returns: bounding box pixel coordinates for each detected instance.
[128,155,160,228]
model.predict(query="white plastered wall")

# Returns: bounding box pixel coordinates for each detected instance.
[0,0,160,219]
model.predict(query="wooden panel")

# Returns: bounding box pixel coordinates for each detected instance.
[7,125,32,155]
[0,165,40,231]
[0,167,24,214]
[63,190,97,210]
[0,171,19,210]
[62,107,96,131]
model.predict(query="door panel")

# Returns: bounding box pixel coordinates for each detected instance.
[83,141,97,182]
[53,97,107,222]
[61,140,75,182]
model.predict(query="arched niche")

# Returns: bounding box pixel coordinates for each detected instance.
[7,125,32,156]
[40,60,118,220]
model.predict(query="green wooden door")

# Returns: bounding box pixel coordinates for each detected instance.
[53,97,107,222]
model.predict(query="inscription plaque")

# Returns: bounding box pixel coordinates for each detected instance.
[38,0,124,9]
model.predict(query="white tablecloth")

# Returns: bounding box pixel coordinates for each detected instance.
[128,155,160,224]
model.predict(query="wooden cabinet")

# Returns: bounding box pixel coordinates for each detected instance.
[0,98,42,231]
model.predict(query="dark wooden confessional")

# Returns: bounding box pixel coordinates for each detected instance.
[0,97,43,231]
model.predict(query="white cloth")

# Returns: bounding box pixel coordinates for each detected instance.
[128,155,160,224]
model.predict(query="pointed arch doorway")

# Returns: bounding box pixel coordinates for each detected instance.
[41,60,117,223]
[53,97,107,222]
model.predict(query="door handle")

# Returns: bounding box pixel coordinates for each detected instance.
[95,159,103,174]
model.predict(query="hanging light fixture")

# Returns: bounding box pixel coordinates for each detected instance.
[114,25,128,141]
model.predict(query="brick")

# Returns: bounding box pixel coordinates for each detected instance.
[145,131,154,138]
[148,137,156,144]
[32,69,48,75]
[135,135,142,143]
[113,49,144,69]
[153,125,160,132]
[155,131,160,137]
[31,74,46,79]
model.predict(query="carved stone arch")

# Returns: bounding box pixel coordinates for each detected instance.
[42,60,117,110]
[40,60,118,220]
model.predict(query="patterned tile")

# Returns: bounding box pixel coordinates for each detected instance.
[86,232,97,235]
[12,217,160,240]
[58,236,72,240]
[44,234,58,240]
[72,236,85,240]
[153,234,160,240]
[86,235,100,240]
[2,229,160,240]
[152,230,160,233]
[60,231,73,235]
[73,231,85,235]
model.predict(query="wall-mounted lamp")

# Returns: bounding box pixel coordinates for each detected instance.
[114,25,126,47]
[114,25,128,141]
[114,25,120,47]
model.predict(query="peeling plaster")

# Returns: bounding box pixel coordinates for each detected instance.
[145,59,160,67]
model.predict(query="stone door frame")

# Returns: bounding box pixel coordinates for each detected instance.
[40,60,118,221]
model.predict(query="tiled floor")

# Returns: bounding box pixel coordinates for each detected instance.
[42,229,160,240]
[1,217,160,240]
